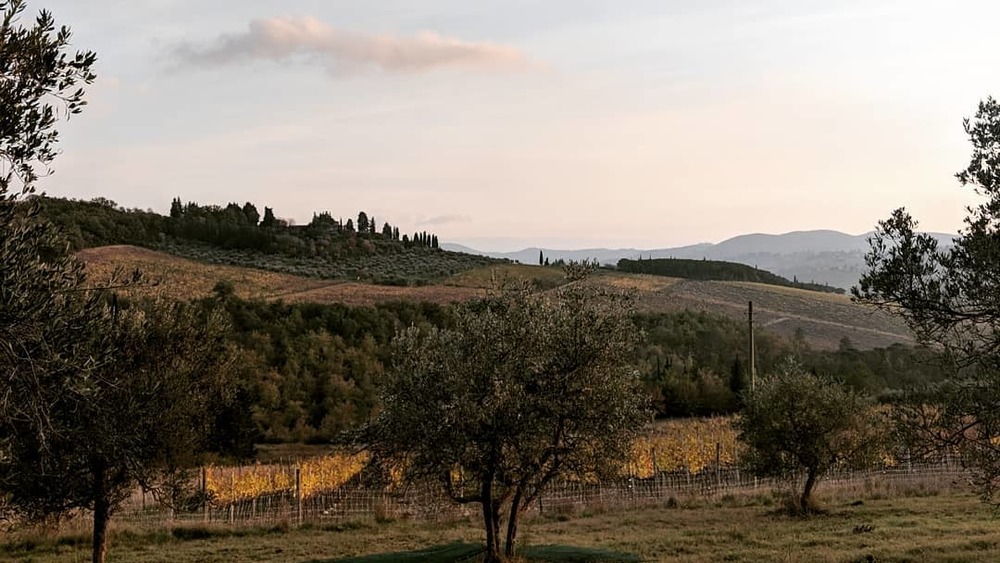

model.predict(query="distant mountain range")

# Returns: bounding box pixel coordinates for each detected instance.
[443,229,958,290]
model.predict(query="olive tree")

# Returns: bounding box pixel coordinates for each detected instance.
[0,3,249,562]
[853,97,1000,503]
[737,363,883,514]
[0,0,103,531]
[360,284,648,562]
[1,300,241,563]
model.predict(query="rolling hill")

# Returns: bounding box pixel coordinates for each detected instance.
[77,246,485,306]
[40,196,501,286]
[443,229,958,290]
[78,245,911,350]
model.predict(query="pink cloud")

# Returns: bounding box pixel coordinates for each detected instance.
[171,16,534,74]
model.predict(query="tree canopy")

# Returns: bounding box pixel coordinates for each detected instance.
[854,97,1000,504]
[0,3,249,561]
[737,363,883,514]
[359,284,649,561]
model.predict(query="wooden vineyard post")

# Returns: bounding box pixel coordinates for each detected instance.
[715,442,722,490]
[201,466,208,522]
[295,467,303,526]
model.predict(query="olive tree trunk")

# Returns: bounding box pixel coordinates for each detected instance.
[92,463,111,563]
[800,467,819,514]
[481,479,503,562]
[504,486,525,559]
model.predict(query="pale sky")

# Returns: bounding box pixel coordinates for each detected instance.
[39,0,999,251]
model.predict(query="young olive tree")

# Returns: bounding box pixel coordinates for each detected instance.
[737,364,883,514]
[853,98,1000,503]
[360,284,648,562]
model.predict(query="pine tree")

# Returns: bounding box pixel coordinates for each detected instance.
[169,197,183,219]
[242,202,260,226]
[261,207,276,228]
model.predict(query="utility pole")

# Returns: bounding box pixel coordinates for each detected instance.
[748,301,756,391]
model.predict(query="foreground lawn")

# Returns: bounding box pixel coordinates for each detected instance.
[4,491,999,562]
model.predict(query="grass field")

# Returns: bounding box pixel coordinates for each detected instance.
[5,485,996,563]
[444,263,570,290]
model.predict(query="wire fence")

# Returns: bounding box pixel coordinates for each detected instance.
[102,453,969,531]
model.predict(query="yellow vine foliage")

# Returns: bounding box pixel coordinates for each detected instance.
[299,451,370,497]
[630,417,740,477]
[205,451,369,504]
[206,418,744,502]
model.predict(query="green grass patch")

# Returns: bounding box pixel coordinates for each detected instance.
[321,542,640,563]
[523,544,642,562]
[319,541,482,562]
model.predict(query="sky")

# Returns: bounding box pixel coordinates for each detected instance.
[36,0,1000,251]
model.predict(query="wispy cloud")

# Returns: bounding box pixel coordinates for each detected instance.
[418,214,472,226]
[170,16,534,75]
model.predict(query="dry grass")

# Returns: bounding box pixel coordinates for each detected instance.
[444,264,569,289]
[77,245,331,302]
[277,283,483,306]
[599,273,681,293]
[6,487,998,562]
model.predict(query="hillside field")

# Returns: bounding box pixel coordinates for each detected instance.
[77,246,486,306]
[78,246,911,350]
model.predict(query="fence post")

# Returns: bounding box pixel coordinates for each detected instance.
[715,442,722,489]
[295,467,303,526]
[201,466,208,523]
[228,472,235,524]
